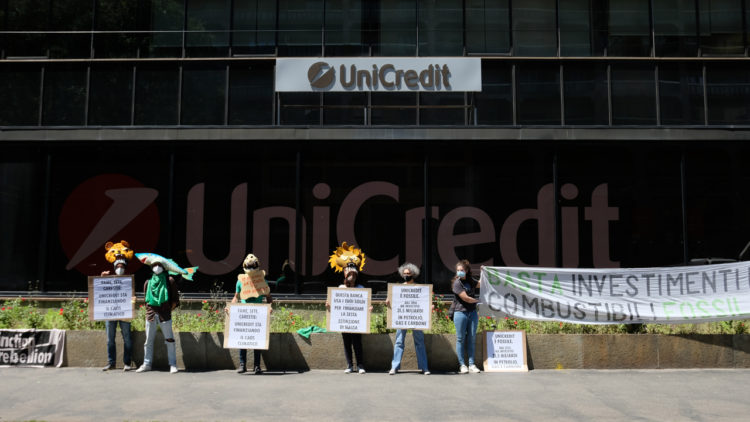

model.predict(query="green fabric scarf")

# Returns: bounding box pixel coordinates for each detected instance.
[145,271,169,306]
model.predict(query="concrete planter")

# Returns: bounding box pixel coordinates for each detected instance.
[63,331,750,371]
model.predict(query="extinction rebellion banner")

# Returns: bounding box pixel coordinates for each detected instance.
[479,262,750,324]
[0,329,65,367]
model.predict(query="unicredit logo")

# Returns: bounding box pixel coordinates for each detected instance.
[308,62,336,89]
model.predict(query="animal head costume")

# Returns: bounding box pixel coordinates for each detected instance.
[239,253,270,299]
[104,240,134,275]
[329,242,366,286]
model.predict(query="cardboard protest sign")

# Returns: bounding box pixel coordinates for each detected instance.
[87,275,135,321]
[326,287,371,333]
[223,303,271,350]
[483,330,528,372]
[386,284,432,330]
[238,272,270,300]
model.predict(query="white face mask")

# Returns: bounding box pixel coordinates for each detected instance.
[115,267,125,276]
[152,265,164,275]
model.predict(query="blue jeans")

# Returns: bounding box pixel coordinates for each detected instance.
[454,310,478,366]
[143,314,176,367]
[391,329,429,372]
[106,320,132,366]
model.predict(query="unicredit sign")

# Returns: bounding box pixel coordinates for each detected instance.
[276,58,482,92]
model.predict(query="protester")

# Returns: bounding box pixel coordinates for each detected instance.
[450,259,481,374]
[232,254,273,374]
[135,258,181,374]
[100,240,136,371]
[387,262,430,375]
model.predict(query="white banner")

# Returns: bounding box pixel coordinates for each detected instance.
[480,262,750,324]
[88,275,134,321]
[0,329,65,367]
[387,284,432,330]
[326,287,371,333]
[276,57,481,92]
[223,303,271,350]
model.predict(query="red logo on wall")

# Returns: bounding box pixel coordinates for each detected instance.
[58,174,161,275]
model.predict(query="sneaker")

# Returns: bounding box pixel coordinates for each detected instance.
[423,371,431,375]
[135,365,151,373]
[237,365,247,374]
[468,365,481,374]
[253,366,262,375]
[459,365,469,374]
[122,364,131,372]
[388,369,396,375]
[358,368,366,374]
[170,366,179,374]
[101,363,113,371]
[344,367,353,374]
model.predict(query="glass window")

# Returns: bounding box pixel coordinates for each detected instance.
[278,0,323,56]
[375,0,416,56]
[608,0,651,56]
[279,93,320,125]
[323,93,366,125]
[706,63,750,124]
[559,0,607,56]
[134,63,179,125]
[0,64,40,125]
[418,0,463,56]
[658,63,705,125]
[228,62,274,125]
[465,0,510,55]
[699,0,745,55]
[88,64,133,126]
[325,0,367,56]
[653,0,699,56]
[512,0,557,56]
[611,63,656,125]
[370,92,417,125]
[233,0,277,55]
[42,64,87,126]
[419,92,465,125]
[563,63,608,125]
[143,0,185,58]
[475,61,512,125]
[516,63,561,125]
[181,63,227,125]
[94,0,150,58]
[186,0,230,57]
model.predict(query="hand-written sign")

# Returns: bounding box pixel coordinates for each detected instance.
[483,331,528,372]
[326,287,371,333]
[387,284,432,331]
[87,276,134,321]
[223,303,271,350]
[239,272,270,300]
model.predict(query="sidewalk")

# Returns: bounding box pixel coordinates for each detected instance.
[1,367,748,421]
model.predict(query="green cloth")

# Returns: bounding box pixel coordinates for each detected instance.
[236,280,265,304]
[145,272,169,306]
[296,325,327,339]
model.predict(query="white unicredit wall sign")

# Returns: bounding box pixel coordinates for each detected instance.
[275,58,482,92]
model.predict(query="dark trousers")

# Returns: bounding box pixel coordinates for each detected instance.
[342,333,364,370]
[239,349,261,368]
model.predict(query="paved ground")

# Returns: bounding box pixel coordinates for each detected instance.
[0,367,748,421]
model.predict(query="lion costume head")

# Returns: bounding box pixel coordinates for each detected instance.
[243,253,265,277]
[328,242,366,273]
[104,240,134,265]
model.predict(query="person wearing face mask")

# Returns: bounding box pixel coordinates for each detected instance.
[450,259,481,374]
[339,263,368,374]
[136,258,181,374]
[100,241,137,371]
[386,262,430,375]
[231,253,273,375]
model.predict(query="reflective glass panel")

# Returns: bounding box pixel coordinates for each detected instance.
[0,63,40,125]
[278,0,323,56]
[325,0,368,56]
[135,63,179,125]
[699,0,745,55]
[88,64,133,126]
[42,64,86,125]
[706,62,750,124]
[186,0,230,57]
[658,63,705,125]
[611,63,656,125]
[608,0,651,56]
[465,0,510,54]
[653,0,699,56]
[516,63,561,125]
[418,0,463,56]
[181,63,227,125]
[563,63,608,125]
[475,61,512,125]
[232,0,277,55]
[376,0,416,56]
[512,0,557,56]
[228,62,274,125]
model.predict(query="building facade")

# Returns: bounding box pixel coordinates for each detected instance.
[1,0,750,295]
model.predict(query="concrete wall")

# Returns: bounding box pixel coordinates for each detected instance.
[63,331,750,371]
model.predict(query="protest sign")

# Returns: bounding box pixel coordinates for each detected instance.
[387,284,432,330]
[326,287,371,333]
[0,329,65,367]
[483,331,528,372]
[480,262,750,324]
[87,275,134,321]
[238,272,270,300]
[223,303,271,350]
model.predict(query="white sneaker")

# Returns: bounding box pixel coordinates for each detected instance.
[468,365,481,373]
[358,368,366,374]
[122,364,131,372]
[388,369,396,375]
[423,371,431,375]
[459,365,469,374]
[135,365,151,373]
[344,367,353,374]
[170,366,179,374]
